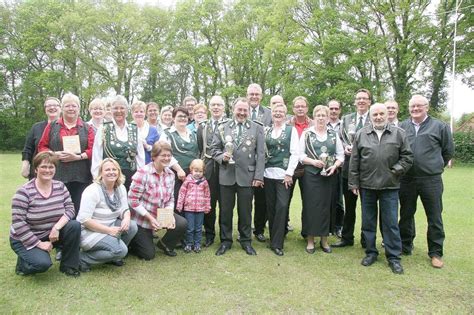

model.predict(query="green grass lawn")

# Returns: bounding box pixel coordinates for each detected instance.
[0,153,473,313]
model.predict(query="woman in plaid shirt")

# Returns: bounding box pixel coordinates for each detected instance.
[127,141,187,260]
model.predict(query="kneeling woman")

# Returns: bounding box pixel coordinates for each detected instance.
[76,159,138,271]
[10,152,81,277]
[128,141,187,260]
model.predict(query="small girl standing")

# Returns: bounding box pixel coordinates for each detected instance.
[176,159,211,253]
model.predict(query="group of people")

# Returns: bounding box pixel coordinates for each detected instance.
[11,84,454,277]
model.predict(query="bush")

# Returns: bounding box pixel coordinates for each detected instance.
[453,131,474,164]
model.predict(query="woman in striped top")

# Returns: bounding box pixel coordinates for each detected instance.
[10,152,81,277]
[76,158,137,271]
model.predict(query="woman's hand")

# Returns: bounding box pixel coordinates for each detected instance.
[283,175,293,189]
[21,161,30,178]
[120,217,130,232]
[108,226,122,237]
[312,159,325,168]
[344,145,352,155]
[177,169,186,181]
[49,227,60,243]
[165,215,176,230]
[37,241,53,252]
[148,216,161,230]
[325,165,337,176]
[58,151,80,163]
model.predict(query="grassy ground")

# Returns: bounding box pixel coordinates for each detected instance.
[0,153,473,313]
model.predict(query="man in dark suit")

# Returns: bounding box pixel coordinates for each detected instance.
[247,83,271,242]
[211,97,265,256]
[333,89,372,248]
[196,95,228,247]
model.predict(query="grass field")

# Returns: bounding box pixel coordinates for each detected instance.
[0,153,473,313]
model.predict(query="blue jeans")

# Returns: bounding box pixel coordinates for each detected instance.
[360,189,401,262]
[184,212,205,247]
[80,220,138,266]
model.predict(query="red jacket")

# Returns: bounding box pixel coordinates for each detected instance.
[176,174,211,213]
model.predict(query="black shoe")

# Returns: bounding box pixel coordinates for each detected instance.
[305,247,316,254]
[388,260,404,274]
[361,255,377,267]
[215,244,230,256]
[271,247,284,256]
[106,260,125,267]
[15,261,25,276]
[319,242,332,254]
[254,233,266,242]
[55,250,62,261]
[402,248,412,256]
[60,267,81,277]
[156,241,177,257]
[204,239,214,247]
[79,264,91,272]
[243,245,257,255]
[332,240,354,248]
[183,245,192,253]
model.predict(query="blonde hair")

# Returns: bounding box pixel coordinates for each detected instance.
[271,102,287,112]
[88,98,105,111]
[313,105,329,117]
[189,159,205,172]
[61,92,80,108]
[131,100,147,113]
[193,103,207,114]
[94,158,125,188]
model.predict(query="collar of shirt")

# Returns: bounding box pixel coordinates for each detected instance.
[58,117,83,128]
[356,113,368,123]
[411,115,428,127]
[112,119,129,131]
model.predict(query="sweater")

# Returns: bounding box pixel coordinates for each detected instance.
[176,174,211,213]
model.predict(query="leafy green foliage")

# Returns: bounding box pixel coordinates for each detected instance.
[453,131,474,164]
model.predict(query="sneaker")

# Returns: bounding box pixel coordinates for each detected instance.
[183,245,192,253]
[194,246,201,253]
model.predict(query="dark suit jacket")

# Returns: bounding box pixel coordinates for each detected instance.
[340,112,371,178]
[251,105,272,127]
[211,119,265,187]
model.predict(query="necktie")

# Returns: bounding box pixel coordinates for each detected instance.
[356,116,364,131]
[213,120,217,132]
[237,123,243,145]
[252,109,257,121]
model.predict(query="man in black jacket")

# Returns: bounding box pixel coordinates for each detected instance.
[398,95,454,269]
[349,103,413,274]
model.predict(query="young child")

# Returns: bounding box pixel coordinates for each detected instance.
[176,159,211,253]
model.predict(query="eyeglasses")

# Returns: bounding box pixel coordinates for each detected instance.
[176,115,188,119]
[409,104,427,109]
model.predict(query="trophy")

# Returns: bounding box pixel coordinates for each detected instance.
[320,146,328,176]
[224,135,235,164]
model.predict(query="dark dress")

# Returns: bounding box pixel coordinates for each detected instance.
[301,129,338,237]
[22,121,48,179]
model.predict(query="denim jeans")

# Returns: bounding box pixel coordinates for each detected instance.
[10,220,81,275]
[184,211,205,247]
[80,220,138,266]
[360,189,401,262]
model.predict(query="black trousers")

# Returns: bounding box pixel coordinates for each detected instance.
[122,169,136,192]
[253,186,267,235]
[399,175,445,257]
[204,166,220,242]
[10,220,81,275]
[334,171,345,230]
[65,181,89,216]
[288,176,304,228]
[264,178,290,249]
[341,177,359,243]
[129,214,187,260]
[219,184,253,247]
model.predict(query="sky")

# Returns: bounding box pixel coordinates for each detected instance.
[132,0,473,118]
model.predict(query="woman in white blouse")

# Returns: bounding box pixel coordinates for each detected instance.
[77,158,137,271]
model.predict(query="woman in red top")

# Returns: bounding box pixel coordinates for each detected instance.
[38,93,94,213]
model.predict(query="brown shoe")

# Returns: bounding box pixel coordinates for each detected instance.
[431,256,444,268]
